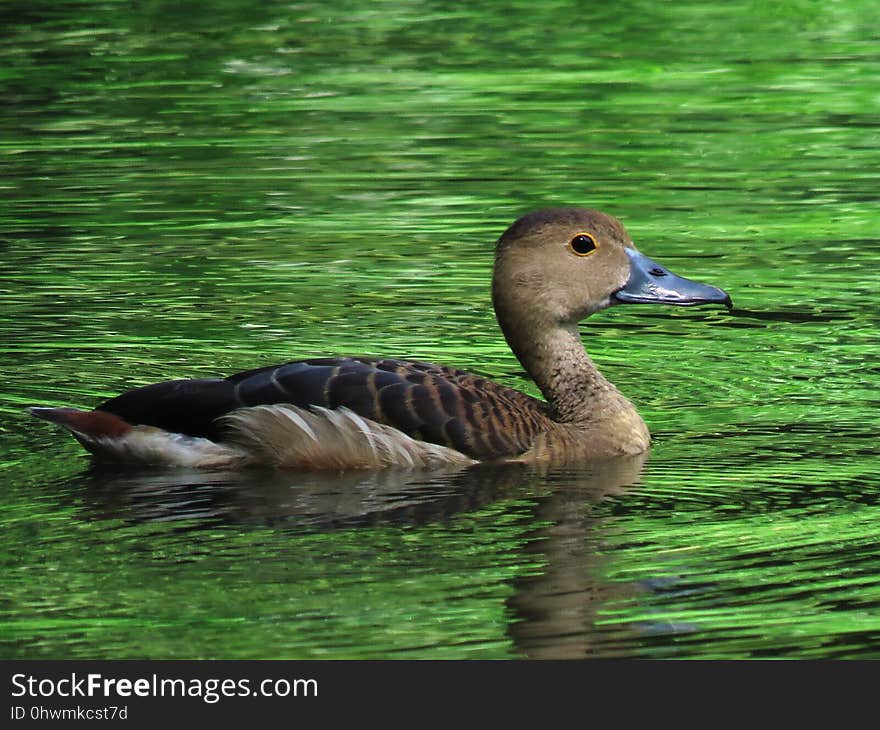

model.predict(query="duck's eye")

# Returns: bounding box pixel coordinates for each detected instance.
[569,233,598,256]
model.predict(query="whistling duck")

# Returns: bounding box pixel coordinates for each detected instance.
[29,207,731,469]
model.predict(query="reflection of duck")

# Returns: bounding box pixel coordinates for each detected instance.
[506,453,649,658]
[30,208,730,469]
[73,461,545,530]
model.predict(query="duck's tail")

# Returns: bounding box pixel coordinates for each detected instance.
[28,406,248,469]
[28,404,475,470]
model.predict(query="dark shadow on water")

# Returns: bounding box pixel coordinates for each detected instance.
[723,307,854,324]
[73,462,538,530]
[65,454,645,537]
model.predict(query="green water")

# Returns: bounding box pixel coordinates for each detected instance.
[2,0,878,659]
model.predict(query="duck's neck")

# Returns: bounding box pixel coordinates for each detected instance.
[502,319,627,424]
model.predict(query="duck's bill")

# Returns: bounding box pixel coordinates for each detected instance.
[611,249,732,308]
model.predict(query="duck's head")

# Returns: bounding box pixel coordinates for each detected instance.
[492,207,731,327]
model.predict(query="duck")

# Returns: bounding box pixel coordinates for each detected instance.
[29,207,731,470]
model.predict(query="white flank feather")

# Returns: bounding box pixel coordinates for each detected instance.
[219,404,476,470]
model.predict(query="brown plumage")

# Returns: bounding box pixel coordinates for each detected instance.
[29,207,731,469]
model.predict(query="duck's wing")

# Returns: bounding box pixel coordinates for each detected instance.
[95,357,552,460]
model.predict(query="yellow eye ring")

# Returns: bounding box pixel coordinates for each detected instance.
[569,232,598,256]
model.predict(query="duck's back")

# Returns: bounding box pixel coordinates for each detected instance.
[96,357,553,461]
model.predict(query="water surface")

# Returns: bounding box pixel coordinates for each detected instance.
[1,0,879,658]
